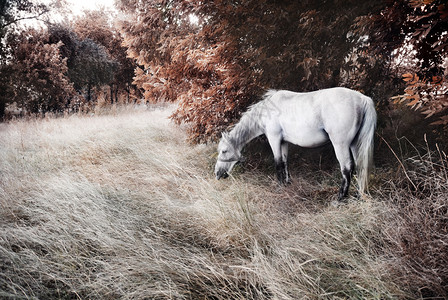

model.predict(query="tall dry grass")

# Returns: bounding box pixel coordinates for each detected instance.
[374,140,448,299]
[0,105,446,299]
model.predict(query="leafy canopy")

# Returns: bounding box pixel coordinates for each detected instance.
[118,0,384,142]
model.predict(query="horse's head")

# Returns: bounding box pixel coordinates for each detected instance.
[215,133,242,180]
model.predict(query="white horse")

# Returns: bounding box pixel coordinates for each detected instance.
[215,87,377,200]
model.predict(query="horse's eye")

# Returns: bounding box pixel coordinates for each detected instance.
[222,150,227,154]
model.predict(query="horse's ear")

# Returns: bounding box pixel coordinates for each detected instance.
[221,132,229,141]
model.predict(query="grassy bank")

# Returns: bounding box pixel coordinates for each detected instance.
[1,106,446,299]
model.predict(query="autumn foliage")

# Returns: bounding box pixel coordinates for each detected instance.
[1,29,75,114]
[1,0,447,138]
[114,0,448,142]
[118,1,257,141]
[359,0,448,128]
[72,10,137,103]
[118,0,386,142]
[397,73,448,125]
[0,4,138,118]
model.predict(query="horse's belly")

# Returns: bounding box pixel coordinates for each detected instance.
[283,129,329,148]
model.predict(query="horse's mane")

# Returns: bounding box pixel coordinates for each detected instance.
[226,90,277,147]
[240,89,277,119]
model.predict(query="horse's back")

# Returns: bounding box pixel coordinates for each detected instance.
[267,87,370,107]
[263,87,372,147]
[266,87,370,121]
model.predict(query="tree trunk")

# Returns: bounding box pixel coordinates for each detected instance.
[0,100,5,121]
[87,83,92,102]
[110,84,114,104]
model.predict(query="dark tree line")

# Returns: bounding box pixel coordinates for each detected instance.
[1,0,447,141]
[0,0,137,119]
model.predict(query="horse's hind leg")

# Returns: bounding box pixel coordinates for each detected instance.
[333,143,354,201]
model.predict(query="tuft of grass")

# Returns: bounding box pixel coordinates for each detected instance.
[0,105,446,299]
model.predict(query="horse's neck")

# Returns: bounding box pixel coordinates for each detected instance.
[229,111,264,151]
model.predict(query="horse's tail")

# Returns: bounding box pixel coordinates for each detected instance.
[353,96,377,196]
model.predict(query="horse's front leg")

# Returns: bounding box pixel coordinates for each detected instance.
[267,134,289,184]
[281,141,291,184]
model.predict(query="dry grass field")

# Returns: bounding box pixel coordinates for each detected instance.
[1,105,447,299]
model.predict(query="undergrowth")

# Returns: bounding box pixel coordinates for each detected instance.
[374,139,448,299]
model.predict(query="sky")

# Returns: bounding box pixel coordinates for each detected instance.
[64,0,116,16]
[21,0,118,27]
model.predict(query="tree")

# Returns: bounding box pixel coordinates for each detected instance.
[0,0,49,32]
[118,0,384,142]
[69,38,117,101]
[72,10,137,103]
[1,28,75,114]
[0,0,51,118]
[48,23,118,102]
[355,0,448,127]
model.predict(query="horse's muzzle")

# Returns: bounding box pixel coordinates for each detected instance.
[215,169,229,180]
